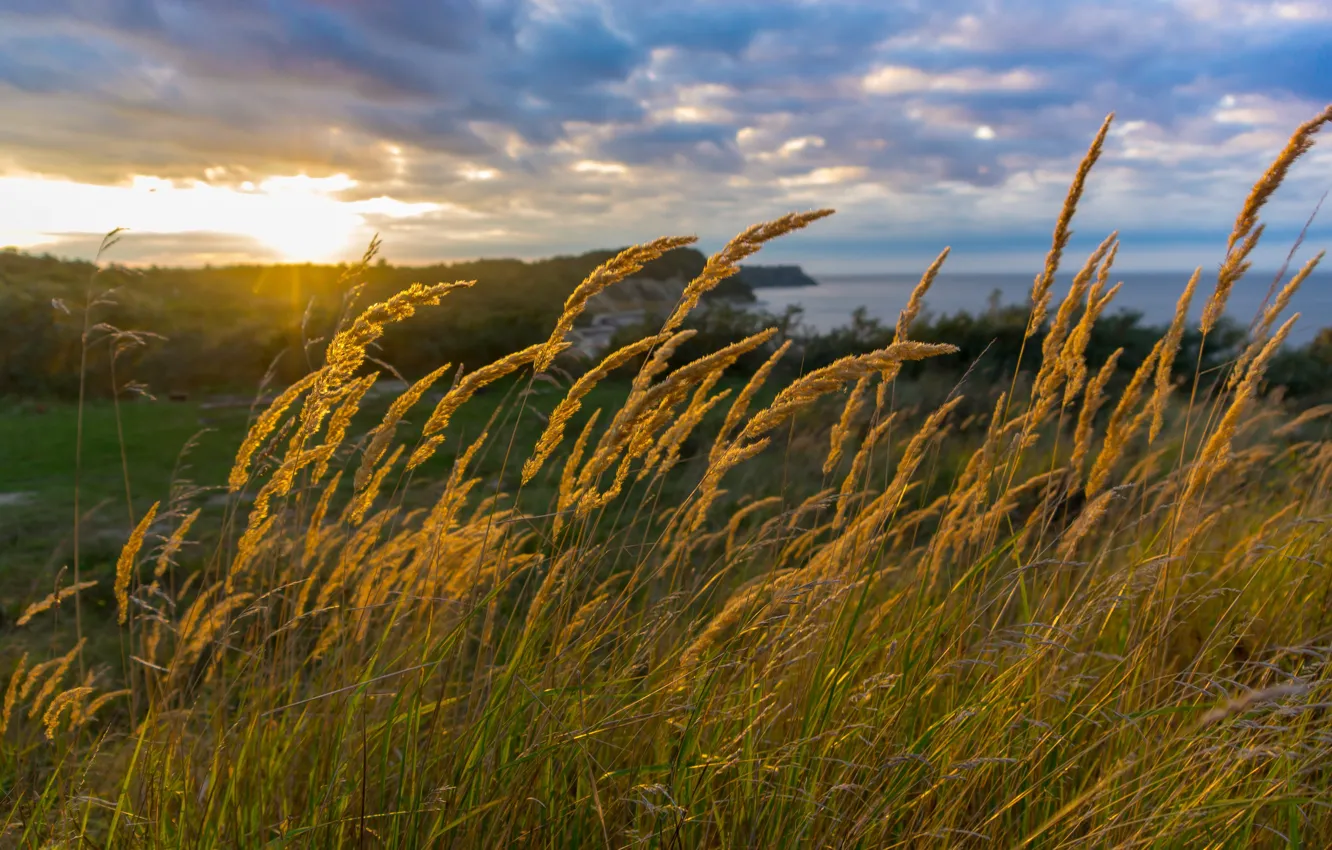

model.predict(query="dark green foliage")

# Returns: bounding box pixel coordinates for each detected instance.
[0,246,755,399]
[1267,327,1332,403]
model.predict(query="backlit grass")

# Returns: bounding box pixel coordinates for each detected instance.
[3,106,1332,848]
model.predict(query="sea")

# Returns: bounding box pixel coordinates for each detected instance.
[754,271,1332,345]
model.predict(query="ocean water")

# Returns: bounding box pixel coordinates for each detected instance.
[755,271,1332,345]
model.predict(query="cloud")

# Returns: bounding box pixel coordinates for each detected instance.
[862,65,1045,96]
[0,0,1328,271]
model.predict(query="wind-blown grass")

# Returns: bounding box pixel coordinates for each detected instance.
[4,106,1332,848]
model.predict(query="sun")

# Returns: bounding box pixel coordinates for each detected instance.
[0,171,438,264]
[241,174,362,263]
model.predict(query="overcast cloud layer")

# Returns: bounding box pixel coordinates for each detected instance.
[1,0,1330,271]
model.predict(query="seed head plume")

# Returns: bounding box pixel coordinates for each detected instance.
[1063,262,1123,406]
[1,654,27,737]
[1202,104,1332,334]
[346,444,405,526]
[75,689,128,728]
[1056,489,1118,560]
[154,508,200,580]
[1028,113,1114,338]
[661,210,835,335]
[1226,252,1323,393]
[1148,268,1200,443]
[229,371,320,493]
[115,501,159,625]
[825,375,870,476]
[524,333,668,485]
[573,330,704,492]
[355,362,453,491]
[1071,349,1123,475]
[43,687,93,740]
[834,412,898,529]
[641,379,732,481]
[304,469,343,568]
[1087,341,1161,498]
[17,580,99,627]
[293,281,471,461]
[1182,314,1299,505]
[26,640,83,721]
[711,340,791,464]
[897,248,949,343]
[539,236,698,371]
[1035,233,1117,404]
[554,409,602,533]
[312,372,378,482]
[409,342,549,470]
[740,342,957,446]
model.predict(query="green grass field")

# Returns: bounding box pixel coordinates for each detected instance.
[0,375,753,648]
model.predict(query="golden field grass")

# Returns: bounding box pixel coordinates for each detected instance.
[3,105,1332,847]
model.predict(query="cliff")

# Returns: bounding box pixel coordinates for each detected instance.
[736,264,819,288]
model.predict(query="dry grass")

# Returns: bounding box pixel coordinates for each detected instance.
[4,105,1332,848]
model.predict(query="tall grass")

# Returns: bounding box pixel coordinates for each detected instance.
[5,106,1332,847]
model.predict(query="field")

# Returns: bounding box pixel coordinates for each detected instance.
[2,107,1332,847]
[0,379,665,659]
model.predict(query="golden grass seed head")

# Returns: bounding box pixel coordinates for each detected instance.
[304,469,343,566]
[17,580,99,628]
[539,235,698,371]
[115,501,159,625]
[180,593,255,668]
[354,362,453,492]
[1035,234,1117,405]
[661,211,834,336]
[1227,252,1324,394]
[1086,340,1161,499]
[712,339,792,461]
[685,437,772,535]
[1062,274,1121,407]
[1203,105,1332,334]
[312,372,378,482]
[75,689,129,728]
[555,409,601,520]
[1056,489,1118,560]
[1,654,28,737]
[419,341,547,443]
[724,496,784,558]
[154,509,200,580]
[1072,348,1123,475]
[42,687,93,740]
[896,247,949,343]
[834,412,899,529]
[288,281,470,462]
[1028,113,1114,338]
[824,375,871,477]
[345,444,404,526]
[523,333,668,485]
[26,640,84,721]
[407,433,446,472]
[644,382,733,481]
[1274,402,1332,438]
[229,371,320,493]
[1261,251,1322,337]
[1148,267,1200,443]
[1182,313,1299,505]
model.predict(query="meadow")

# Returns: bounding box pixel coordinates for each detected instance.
[2,105,1332,847]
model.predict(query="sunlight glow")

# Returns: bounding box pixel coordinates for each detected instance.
[0,172,440,262]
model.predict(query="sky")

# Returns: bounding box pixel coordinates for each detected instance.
[0,0,1329,274]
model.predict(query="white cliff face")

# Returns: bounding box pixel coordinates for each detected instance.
[583,274,690,315]
[566,273,754,359]
[562,275,687,359]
